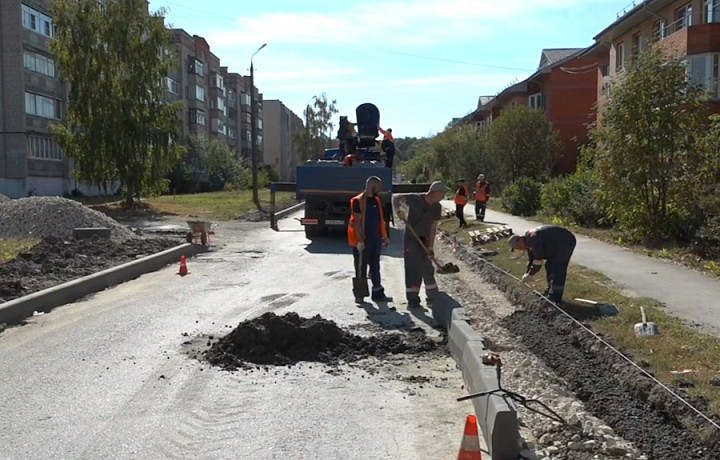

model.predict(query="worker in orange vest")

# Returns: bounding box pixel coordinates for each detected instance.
[454,179,469,228]
[474,174,490,222]
[348,176,391,303]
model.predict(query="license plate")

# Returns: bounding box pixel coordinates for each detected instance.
[325,219,345,225]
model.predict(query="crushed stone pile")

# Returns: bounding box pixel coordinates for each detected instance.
[0,194,10,203]
[204,312,439,369]
[0,196,136,240]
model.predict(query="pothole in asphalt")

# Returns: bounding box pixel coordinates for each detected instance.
[200,312,442,370]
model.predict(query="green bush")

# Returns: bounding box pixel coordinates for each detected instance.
[541,171,610,227]
[501,178,542,216]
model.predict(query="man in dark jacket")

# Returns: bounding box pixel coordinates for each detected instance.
[508,225,577,304]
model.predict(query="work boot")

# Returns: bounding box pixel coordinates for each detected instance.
[408,301,421,309]
[372,292,393,302]
[355,297,364,305]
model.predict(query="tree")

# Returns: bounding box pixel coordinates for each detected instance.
[169,134,248,193]
[430,124,494,186]
[589,45,720,241]
[485,106,559,186]
[294,93,338,161]
[51,0,186,206]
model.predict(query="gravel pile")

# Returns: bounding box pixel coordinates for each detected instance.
[0,194,10,203]
[0,196,136,241]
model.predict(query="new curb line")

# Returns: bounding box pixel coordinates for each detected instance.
[274,201,305,219]
[0,243,202,326]
[432,293,521,460]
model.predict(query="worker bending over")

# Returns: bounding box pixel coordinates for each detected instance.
[508,225,577,304]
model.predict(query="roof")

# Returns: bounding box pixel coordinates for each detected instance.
[593,0,675,41]
[538,48,584,69]
[477,96,493,109]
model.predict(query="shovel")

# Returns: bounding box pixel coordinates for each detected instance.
[403,220,459,274]
[352,248,369,299]
[634,306,659,337]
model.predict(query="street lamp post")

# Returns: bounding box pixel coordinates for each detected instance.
[250,43,266,212]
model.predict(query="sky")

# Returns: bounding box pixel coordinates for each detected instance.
[147,0,635,138]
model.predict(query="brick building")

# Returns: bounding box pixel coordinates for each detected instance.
[262,100,303,181]
[457,48,600,173]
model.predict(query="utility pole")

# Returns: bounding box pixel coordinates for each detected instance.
[250,43,266,212]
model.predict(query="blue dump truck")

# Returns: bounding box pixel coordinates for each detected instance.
[270,103,429,238]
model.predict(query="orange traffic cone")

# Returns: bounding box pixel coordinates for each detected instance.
[178,255,188,276]
[457,414,483,460]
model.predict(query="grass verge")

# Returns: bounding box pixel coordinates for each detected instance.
[84,190,297,222]
[0,238,40,263]
[446,224,720,419]
[486,200,720,278]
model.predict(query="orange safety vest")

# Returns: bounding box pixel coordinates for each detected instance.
[475,181,488,202]
[347,193,387,247]
[454,184,469,206]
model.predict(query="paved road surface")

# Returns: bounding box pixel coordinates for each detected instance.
[443,200,720,335]
[0,213,480,459]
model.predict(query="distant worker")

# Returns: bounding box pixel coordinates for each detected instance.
[339,116,358,157]
[392,181,445,309]
[348,176,391,303]
[474,174,490,222]
[508,225,577,304]
[454,179,468,228]
[378,126,396,169]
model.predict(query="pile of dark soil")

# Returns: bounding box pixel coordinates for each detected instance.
[447,237,720,459]
[0,235,180,303]
[204,312,440,369]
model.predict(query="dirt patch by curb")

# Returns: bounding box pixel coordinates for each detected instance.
[203,312,442,370]
[446,237,720,459]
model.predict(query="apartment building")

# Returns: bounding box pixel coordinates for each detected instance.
[224,71,263,161]
[0,0,69,198]
[457,48,600,173]
[592,0,720,113]
[262,100,303,181]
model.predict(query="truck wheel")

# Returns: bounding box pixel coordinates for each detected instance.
[305,226,319,239]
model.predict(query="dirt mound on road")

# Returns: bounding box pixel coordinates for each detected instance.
[204,312,440,369]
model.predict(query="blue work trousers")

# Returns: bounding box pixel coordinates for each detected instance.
[353,238,383,294]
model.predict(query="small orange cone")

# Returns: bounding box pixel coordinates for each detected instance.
[178,255,188,276]
[457,414,483,460]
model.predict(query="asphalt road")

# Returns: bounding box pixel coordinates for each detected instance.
[444,200,720,335]
[0,213,480,460]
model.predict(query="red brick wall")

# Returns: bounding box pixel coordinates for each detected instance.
[687,23,720,55]
[547,57,599,173]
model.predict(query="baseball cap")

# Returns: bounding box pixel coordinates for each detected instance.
[428,181,445,193]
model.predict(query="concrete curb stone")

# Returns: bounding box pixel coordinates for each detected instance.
[432,293,521,459]
[0,243,202,326]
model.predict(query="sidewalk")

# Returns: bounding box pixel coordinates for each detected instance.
[441,200,720,335]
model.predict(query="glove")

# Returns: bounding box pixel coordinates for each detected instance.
[357,242,365,252]
[427,247,435,258]
[521,273,534,283]
[396,209,407,222]
[382,237,390,247]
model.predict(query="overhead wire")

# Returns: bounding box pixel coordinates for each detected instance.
[442,233,720,432]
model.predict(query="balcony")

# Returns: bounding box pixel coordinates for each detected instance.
[655,21,720,57]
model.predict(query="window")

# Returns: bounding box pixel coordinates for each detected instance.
[189,109,206,126]
[22,5,54,38]
[615,42,626,71]
[228,126,237,139]
[631,33,643,60]
[25,92,61,119]
[688,53,720,99]
[257,119,263,130]
[528,93,543,110]
[166,77,179,94]
[24,51,56,77]
[705,0,720,22]
[655,19,669,39]
[241,92,251,106]
[211,73,225,89]
[27,135,62,160]
[243,113,252,124]
[195,85,205,102]
[227,89,236,104]
[188,57,205,77]
[674,3,693,31]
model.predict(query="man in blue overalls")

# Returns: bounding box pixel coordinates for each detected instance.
[509,225,577,304]
[349,176,391,303]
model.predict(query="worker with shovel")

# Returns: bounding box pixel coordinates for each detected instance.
[392,181,446,309]
[508,225,577,304]
[348,176,391,304]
